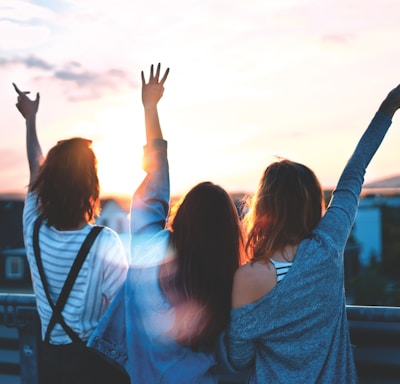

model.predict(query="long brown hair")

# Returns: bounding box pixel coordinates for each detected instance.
[244,159,324,262]
[161,182,244,350]
[30,137,100,229]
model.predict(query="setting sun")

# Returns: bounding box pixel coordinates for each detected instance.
[2,1,400,198]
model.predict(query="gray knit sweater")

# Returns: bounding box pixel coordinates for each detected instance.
[226,111,392,384]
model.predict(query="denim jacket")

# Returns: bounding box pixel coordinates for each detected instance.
[88,139,218,383]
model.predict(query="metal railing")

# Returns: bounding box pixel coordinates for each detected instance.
[1,294,400,384]
[347,305,400,321]
[0,293,38,384]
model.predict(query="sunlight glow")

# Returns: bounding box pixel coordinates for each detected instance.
[88,97,145,196]
[2,0,400,197]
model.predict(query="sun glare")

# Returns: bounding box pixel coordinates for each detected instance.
[85,96,146,197]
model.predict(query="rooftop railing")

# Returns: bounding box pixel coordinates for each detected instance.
[1,294,400,384]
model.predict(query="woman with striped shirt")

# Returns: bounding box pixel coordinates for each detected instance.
[14,83,129,384]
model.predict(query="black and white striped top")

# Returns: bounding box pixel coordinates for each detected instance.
[23,192,129,344]
[269,259,293,283]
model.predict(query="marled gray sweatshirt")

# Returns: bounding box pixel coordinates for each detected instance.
[226,111,392,384]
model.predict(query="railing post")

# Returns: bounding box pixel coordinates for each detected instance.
[0,293,39,384]
[15,307,40,384]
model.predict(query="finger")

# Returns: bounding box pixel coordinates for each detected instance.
[150,64,154,81]
[160,68,170,85]
[12,83,31,96]
[141,71,145,85]
[155,63,161,81]
[35,92,40,105]
[12,83,22,95]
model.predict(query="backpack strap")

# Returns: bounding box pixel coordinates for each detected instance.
[33,216,104,343]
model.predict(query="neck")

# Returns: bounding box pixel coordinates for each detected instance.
[57,220,88,231]
[272,244,298,263]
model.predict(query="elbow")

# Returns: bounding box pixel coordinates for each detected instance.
[226,337,255,371]
[229,355,252,371]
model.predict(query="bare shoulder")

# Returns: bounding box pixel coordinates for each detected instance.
[231,261,277,308]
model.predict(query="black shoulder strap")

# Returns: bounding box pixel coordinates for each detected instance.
[33,216,104,343]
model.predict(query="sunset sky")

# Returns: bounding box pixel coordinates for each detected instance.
[2,0,400,198]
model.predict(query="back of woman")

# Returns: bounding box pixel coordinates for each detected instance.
[228,230,354,383]
[14,84,128,383]
[226,84,400,383]
[89,64,243,383]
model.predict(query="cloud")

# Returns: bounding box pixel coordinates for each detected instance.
[0,55,136,101]
[24,56,54,70]
[0,0,55,21]
[0,20,51,50]
[53,64,136,101]
[0,56,52,69]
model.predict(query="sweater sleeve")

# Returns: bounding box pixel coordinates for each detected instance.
[130,139,170,265]
[226,305,259,371]
[316,111,392,252]
[226,331,257,370]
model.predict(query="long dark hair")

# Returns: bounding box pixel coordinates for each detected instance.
[161,182,243,350]
[244,159,324,262]
[31,137,100,229]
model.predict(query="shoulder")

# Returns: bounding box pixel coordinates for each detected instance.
[93,226,126,257]
[231,261,277,308]
[23,192,39,237]
[97,225,121,240]
[23,192,38,220]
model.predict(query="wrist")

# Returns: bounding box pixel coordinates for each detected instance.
[378,99,398,118]
[143,104,158,111]
[25,115,36,124]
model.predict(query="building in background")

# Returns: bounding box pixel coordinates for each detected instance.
[352,192,400,268]
[353,199,383,267]
[1,181,400,292]
[0,194,31,291]
[96,197,131,258]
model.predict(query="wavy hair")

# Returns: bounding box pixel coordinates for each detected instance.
[244,159,324,262]
[30,138,100,229]
[161,182,244,350]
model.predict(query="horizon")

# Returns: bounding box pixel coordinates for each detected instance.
[2,174,400,203]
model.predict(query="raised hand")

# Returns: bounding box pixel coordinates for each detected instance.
[378,84,400,118]
[13,83,43,184]
[141,63,169,109]
[13,83,40,120]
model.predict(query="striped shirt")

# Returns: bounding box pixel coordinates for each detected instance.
[269,259,292,283]
[23,192,128,344]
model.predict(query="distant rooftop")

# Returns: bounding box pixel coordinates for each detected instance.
[364,175,400,189]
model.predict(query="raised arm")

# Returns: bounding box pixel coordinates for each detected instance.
[130,65,170,263]
[319,83,400,247]
[13,83,43,188]
[141,63,169,143]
